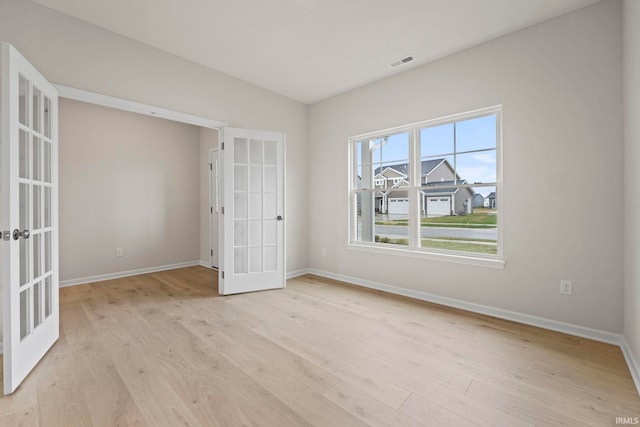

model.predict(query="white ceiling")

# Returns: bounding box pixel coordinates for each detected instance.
[32,0,601,104]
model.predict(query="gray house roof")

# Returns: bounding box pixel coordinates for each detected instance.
[374,158,445,177]
[422,179,467,195]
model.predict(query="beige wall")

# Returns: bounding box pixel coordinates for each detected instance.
[623,0,640,381]
[58,98,200,281]
[0,0,309,273]
[199,128,218,267]
[308,1,624,332]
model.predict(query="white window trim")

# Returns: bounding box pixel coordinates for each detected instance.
[347,105,504,268]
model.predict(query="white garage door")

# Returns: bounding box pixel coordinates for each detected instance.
[388,198,409,215]
[427,197,450,217]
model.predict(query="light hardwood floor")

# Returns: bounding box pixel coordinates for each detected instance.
[0,266,638,426]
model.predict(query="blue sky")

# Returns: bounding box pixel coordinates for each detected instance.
[359,114,497,196]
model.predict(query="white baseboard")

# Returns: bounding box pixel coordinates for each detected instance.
[621,336,640,396]
[302,268,623,345]
[302,268,640,396]
[287,268,310,279]
[199,260,215,269]
[59,261,201,288]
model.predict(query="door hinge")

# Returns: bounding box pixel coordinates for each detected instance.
[210,249,213,256]
[221,142,225,150]
[209,163,212,170]
[221,207,224,215]
[210,206,213,214]
[222,271,225,279]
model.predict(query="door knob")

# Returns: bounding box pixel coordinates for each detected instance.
[12,229,30,240]
[277,215,284,221]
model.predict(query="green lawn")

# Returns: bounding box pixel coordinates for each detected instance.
[421,239,497,255]
[376,212,497,228]
[373,235,497,255]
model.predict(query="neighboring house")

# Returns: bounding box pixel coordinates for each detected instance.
[487,192,497,209]
[373,158,474,217]
[473,193,485,208]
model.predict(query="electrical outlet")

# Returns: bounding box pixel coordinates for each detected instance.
[116,248,123,257]
[560,280,572,295]
[321,247,327,257]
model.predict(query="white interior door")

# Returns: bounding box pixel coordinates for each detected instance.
[219,128,285,295]
[1,43,59,394]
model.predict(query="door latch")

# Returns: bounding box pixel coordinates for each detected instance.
[13,229,30,240]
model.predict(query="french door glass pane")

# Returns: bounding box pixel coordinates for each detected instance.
[249,220,262,246]
[264,246,277,271]
[249,193,261,219]
[44,186,51,227]
[32,136,41,181]
[20,289,29,340]
[264,140,277,165]
[33,282,42,329]
[234,165,247,191]
[234,193,247,218]
[33,185,41,230]
[44,142,51,183]
[19,183,29,230]
[234,248,248,274]
[44,96,52,138]
[234,220,247,246]
[264,220,276,245]
[32,86,41,133]
[249,247,262,273]
[234,138,248,163]
[249,166,262,192]
[249,139,263,164]
[19,238,28,287]
[44,276,52,318]
[19,130,29,178]
[33,233,41,279]
[263,194,276,218]
[44,231,52,273]
[19,74,28,126]
[264,167,276,192]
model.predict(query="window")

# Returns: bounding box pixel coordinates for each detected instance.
[349,106,501,263]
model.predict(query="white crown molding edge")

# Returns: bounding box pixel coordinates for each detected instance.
[53,84,227,130]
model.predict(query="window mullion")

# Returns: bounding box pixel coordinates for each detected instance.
[408,129,419,249]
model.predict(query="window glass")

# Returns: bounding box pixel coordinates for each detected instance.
[351,110,500,259]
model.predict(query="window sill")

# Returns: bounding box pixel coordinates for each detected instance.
[347,242,505,269]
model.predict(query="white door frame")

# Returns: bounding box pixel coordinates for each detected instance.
[209,147,219,269]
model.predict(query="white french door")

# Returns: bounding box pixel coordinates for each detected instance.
[219,128,285,295]
[1,43,59,394]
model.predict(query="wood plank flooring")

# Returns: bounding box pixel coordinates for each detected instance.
[0,266,638,426]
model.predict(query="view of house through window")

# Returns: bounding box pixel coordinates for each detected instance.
[351,107,500,258]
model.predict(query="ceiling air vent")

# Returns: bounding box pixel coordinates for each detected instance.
[389,55,415,68]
